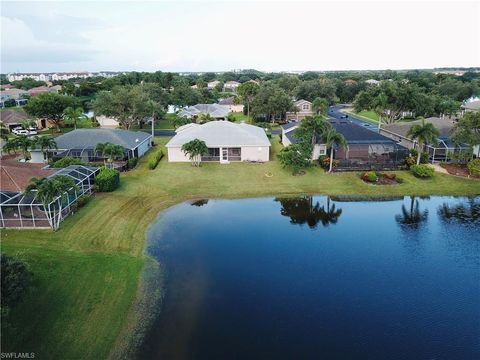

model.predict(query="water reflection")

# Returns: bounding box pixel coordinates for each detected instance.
[191,199,209,207]
[395,196,429,230]
[275,196,342,229]
[438,198,480,225]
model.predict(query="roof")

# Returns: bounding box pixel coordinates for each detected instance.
[281,122,298,131]
[286,120,397,145]
[54,128,152,150]
[382,117,457,139]
[462,100,480,111]
[218,97,235,106]
[1,88,29,99]
[0,156,55,192]
[0,109,29,125]
[179,104,230,118]
[166,121,271,148]
[294,99,312,106]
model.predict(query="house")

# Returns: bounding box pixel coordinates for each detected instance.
[218,97,244,113]
[461,100,480,113]
[285,99,313,122]
[0,109,30,130]
[178,104,230,121]
[166,121,270,163]
[223,81,240,92]
[207,80,221,90]
[282,120,408,169]
[0,162,99,229]
[52,128,152,162]
[27,85,62,97]
[0,88,29,107]
[365,79,380,86]
[380,117,473,161]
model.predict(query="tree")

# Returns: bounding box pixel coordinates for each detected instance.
[171,114,191,129]
[395,196,428,229]
[295,115,331,148]
[24,93,77,132]
[1,254,32,307]
[0,121,9,141]
[251,83,293,122]
[312,97,329,116]
[181,139,208,166]
[93,86,135,129]
[95,142,125,165]
[323,127,347,172]
[63,107,87,129]
[237,81,260,118]
[452,111,480,157]
[198,113,213,123]
[26,175,78,230]
[294,78,338,103]
[21,119,36,130]
[3,136,34,160]
[145,100,161,140]
[278,142,313,175]
[407,119,440,165]
[34,135,57,161]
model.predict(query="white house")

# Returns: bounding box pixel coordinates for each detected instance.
[223,81,240,92]
[166,121,271,163]
[207,80,221,90]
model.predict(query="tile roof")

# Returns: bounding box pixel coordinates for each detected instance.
[281,122,298,131]
[0,109,30,125]
[179,104,230,118]
[166,121,271,147]
[0,156,54,192]
[382,117,457,139]
[462,100,480,111]
[54,128,152,150]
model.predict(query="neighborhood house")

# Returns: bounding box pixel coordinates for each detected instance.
[51,128,152,162]
[178,104,230,121]
[285,99,313,122]
[166,121,271,163]
[282,120,408,169]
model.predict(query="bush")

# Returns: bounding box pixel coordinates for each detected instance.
[407,149,428,164]
[410,164,435,178]
[148,150,163,170]
[76,194,90,208]
[127,157,138,170]
[1,254,32,307]
[467,158,480,176]
[319,156,339,170]
[95,167,120,192]
[362,171,378,182]
[381,172,397,180]
[52,156,86,168]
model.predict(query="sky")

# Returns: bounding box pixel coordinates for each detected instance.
[1,0,479,73]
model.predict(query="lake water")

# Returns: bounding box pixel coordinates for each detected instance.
[143,196,480,360]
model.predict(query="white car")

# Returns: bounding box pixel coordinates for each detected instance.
[14,129,29,136]
[27,127,38,135]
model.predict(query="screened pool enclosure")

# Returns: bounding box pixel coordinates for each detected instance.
[0,165,99,230]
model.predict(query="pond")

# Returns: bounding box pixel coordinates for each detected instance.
[143,196,480,359]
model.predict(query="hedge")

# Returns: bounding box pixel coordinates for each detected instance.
[148,150,163,170]
[95,167,120,192]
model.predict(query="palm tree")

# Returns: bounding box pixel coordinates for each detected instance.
[5,136,34,160]
[296,115,331,148]
[181,138,208,166]
[312,97,329,116]
[318,197,343,226]
[95,142,125,166]
[407,118,440,165]
[323,127,347,173]
[34,136,57,162]
[21,119,36,131]
[63,107,87,130]
[26,175,78,231]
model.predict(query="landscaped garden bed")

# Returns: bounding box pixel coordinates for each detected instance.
[441,160,480,179]
[360,171,403,185]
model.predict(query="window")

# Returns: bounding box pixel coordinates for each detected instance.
[319,149,326,155]
[303,104,310,110]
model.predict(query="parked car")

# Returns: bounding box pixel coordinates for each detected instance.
[27,127,37,135]
[13,129,29,136]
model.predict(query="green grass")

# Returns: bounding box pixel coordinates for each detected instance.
[1,136,479,358]
[345,110,380,124]
[229,111,252,123]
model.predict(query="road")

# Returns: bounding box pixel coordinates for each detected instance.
[328,105,379,132]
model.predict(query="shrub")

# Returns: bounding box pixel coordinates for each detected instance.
[148,150,163,170]
[467,158,480,176]
[52,156,86,168]
[76,194,90,208]
[407,149,428,165]
[362,171,378,182]
[381,172,397,180]
[1,254,32,307]
[319,156,339,170]
[95,167,120,192]
[410,164,435,178]
[396,177,405,184]
[127,157,138,170]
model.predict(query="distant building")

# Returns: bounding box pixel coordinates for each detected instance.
[365,79,380,86]
[178,104,230,121]
[223,81,240,92]
[218,97,244,113]
[285,99,313,122]
[207,80,221,90]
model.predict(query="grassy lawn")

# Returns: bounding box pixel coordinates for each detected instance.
[229,111,252,123]
[345,110,380,124]
[1,136,479,358]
